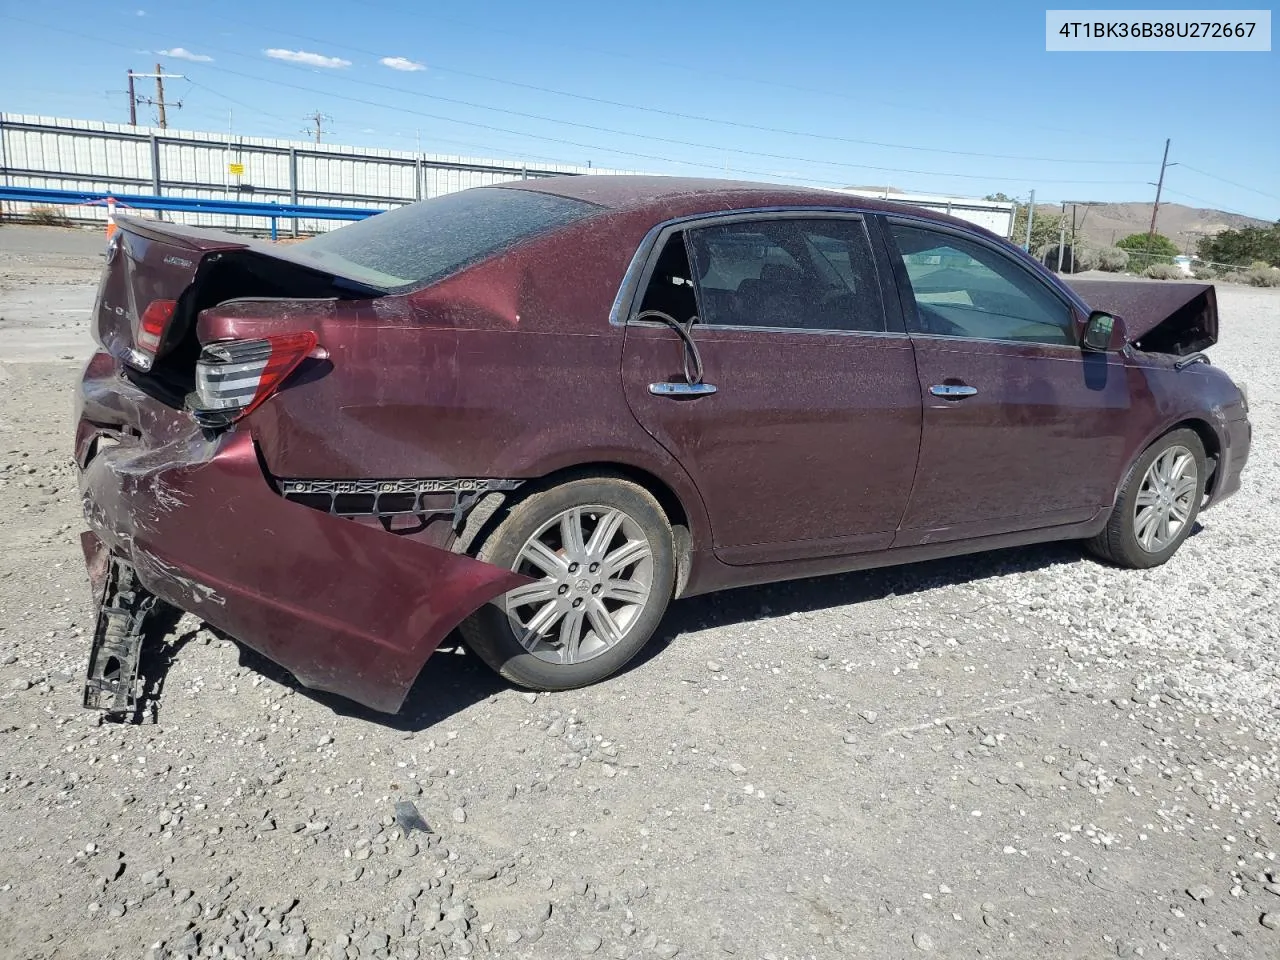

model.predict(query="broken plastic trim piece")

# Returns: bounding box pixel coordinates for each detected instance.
[83,557,159,721]
[278,477,523,529]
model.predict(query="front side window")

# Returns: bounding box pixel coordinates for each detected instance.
[888,222,1075,345]
[684,218,886,332]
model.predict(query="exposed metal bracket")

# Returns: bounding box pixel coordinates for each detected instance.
[83,558,158,721]
[279,477,524,530]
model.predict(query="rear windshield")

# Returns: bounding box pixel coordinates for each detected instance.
[292,186,599,292]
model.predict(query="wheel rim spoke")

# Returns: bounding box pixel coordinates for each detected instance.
[584,509,626,560]
[504,579,559,609]
[516,600,563,651]
[522,539,569,577]
[586,599,624,648]
[603,539,649,578]
[1135,506,1159,550]
[557,605,586,660]
[603,579,649,605]
[559,508,587,559]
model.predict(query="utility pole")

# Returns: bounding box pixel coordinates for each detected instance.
[128,64,185,128]
[1023,189,1035,251]
[1147,138,1174,243]
[303,112,331,144]
[1057,201,1067,272]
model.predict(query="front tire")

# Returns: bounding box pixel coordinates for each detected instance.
[458,477,675,690]
[1087,428,1206,569]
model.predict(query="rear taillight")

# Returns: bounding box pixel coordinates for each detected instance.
[189,332,318,428]
[124,299,177,369]
[136,299,176,352]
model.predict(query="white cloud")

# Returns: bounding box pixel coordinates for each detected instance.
[135,9,146,16]
[379,56,425,72]
[265,48,351,69]
[160,47,213,63]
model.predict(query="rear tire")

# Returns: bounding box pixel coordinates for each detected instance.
[458,477,675,690]
[1087,428,1206,569]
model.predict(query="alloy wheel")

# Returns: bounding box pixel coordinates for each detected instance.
[502,505,654,664]
[1132,444,1198,553]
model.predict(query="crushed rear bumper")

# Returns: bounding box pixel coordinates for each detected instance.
[77,425,527,713]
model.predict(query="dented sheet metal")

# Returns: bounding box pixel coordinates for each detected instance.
[1065,278,1218,356]
[78,427,530,713]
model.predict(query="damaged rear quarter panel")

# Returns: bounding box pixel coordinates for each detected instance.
[80,429,531,713]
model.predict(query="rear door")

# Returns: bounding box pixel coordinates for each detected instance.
[881,217,1132,544]
[620,213,922,565]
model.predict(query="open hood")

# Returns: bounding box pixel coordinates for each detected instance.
[1064,278,1217,356]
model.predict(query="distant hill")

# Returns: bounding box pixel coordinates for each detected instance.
[1028,201,1270,253]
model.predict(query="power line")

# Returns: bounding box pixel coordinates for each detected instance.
[1160,188,1264,221]
[1177,164,1280,204]
[195,59,1145,187]
[191,19,1152,166]
[14,13,1145,184]
[0,16,1143,189]
[204,8,1158,149]
[2,13,1270,204]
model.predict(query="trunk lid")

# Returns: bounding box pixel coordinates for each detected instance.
[94,216,384,408]
[95,216,247,369]
[1064,278,1218,356]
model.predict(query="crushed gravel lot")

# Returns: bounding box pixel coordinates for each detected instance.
[1,224,1277,960]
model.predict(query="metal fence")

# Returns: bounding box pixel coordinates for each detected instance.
[0,114,638,233]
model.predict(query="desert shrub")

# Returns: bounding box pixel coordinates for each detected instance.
[1243,266,1280,287]
[1143,263,1184,280]
[27,205,70,226]
[1191,267,1216,280]
[1249,260,1272,271]
[1043,245,1095,273]
[1096,246,1129,272]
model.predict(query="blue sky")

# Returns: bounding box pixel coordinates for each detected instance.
[1,1,1276,218]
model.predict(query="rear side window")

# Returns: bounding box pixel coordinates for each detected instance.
[685,218,886,332]
[291,187,599,292]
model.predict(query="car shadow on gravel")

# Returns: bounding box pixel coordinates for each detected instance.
[208,629,507,731]
[165,531,1202,729]
[630,540,1091,671]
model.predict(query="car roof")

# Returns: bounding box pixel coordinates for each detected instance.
[493,174,986,233]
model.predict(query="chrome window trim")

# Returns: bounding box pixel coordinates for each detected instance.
[608,206,877,329]
[907,332,1087,353]
[626,320,910,340]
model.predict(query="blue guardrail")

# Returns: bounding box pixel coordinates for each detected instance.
[0,185,384,238]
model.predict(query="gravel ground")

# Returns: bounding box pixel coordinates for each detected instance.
[1,224,1277,960]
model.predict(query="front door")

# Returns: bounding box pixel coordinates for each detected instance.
[882,218,1132,545]
[620,214,922,565]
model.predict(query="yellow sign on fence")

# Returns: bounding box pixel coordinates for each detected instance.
[228,162,245,176]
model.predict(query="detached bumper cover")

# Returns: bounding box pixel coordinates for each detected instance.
[78,429,528,713]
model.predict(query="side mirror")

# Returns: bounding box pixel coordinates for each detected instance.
[1082,311,1128,352]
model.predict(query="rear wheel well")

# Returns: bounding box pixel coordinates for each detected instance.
[453,463,696,597]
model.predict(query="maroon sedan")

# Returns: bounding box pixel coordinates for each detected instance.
[75,177,1251,716]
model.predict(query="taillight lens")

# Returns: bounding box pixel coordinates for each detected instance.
[189,332,318,428]
[123,299,178,369]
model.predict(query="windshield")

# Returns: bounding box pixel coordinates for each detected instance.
[292,186,599,292]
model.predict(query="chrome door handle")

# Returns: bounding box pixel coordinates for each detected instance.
[649,381,717,397]
[929,384,978,398]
